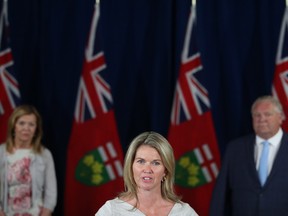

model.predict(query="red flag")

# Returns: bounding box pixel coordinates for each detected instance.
[64,2,124,215]
[272,6,288,131]
[168,2,221,216]
[0,1,21,143]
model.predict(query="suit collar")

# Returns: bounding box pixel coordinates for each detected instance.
[265,133,288,185]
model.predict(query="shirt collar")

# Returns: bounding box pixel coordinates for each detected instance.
[256,128,283,147]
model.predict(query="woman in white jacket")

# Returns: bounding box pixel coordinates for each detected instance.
[0,105,57,216]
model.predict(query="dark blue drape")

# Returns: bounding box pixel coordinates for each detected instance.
[6,0,285,215]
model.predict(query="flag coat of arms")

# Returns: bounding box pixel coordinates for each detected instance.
[272,5,288,131]
[168,2,221,216]
[64,2,124,215]
[0,0,20,143]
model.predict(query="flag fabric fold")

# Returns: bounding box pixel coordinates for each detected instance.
[0,0,21,143]
[64,2,124,215]
[168,3,221,216]
[272,6,288,131]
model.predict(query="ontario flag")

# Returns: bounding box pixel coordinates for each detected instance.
[64,2,124,215]
[167,2,221,216]
[272,5,288,131]
[0,0,21,144]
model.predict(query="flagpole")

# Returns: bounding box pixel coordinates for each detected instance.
[192,0,196,6]
[0,0,8,49]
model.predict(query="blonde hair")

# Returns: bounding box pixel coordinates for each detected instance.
[119,131,181,207]
[6,105,43,154]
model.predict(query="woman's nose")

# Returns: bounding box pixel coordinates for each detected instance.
[143,164,152,173]
[143,169,152,174]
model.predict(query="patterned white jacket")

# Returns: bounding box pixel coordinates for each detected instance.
[0,144,57,213]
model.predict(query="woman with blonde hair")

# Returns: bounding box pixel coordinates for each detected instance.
[96,131,198,216]
[0,105,57,216]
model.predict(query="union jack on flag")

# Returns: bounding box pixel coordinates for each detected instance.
[0,48,19,115]
[171,3,210,125]
[74,3,113,123]
[272,6,288,131]
[0,0,20,143]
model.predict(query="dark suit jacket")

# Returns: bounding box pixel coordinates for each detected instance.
[209,132,288,216]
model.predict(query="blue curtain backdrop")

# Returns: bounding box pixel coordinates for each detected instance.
[6,0,285,215]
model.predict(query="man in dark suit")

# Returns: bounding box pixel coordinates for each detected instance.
[209,95,288,216]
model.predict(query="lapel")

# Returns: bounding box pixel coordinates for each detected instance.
[245,136,260,184]
[265,133,288,186]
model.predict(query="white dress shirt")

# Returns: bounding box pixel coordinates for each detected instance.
[255,128,283,174]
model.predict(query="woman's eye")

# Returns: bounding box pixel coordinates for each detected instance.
[151,161,160,166]
[137,159,145,164]
[29,123,36,127]
[18,121,25,126]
